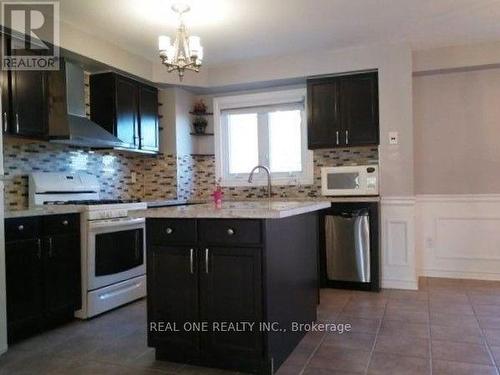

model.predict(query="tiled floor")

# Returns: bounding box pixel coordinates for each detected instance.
[2,277,500,374]
[279,277,500,375]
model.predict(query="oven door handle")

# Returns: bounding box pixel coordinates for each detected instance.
[135,230,141,260]
[89,217,145,230]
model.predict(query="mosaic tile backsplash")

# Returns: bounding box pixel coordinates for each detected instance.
[4,71,377,208]
[4,136,377,209]
[4,138,177,209]
[177,146,379,201]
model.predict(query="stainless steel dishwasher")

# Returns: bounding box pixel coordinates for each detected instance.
[320,202,379,291]
[325,209,371,283]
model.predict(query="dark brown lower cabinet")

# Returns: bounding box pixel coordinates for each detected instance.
[43,233,81,315]
[5,238,44,342]
[5,214,81,343]
[147,214,319,375]
[200,247,262,368]
[149,246,200,359]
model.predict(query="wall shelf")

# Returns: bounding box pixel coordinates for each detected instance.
[189,112,213,116]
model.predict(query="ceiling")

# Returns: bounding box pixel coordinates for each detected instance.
[60,0,500,66]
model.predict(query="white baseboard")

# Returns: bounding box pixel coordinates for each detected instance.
[420,269,500,281]
[382,279,418,290]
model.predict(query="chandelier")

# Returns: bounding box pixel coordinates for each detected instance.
[158,3,203,81]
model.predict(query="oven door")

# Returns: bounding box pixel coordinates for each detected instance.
[87,217,146,290]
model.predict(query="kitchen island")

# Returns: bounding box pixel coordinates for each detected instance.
[132,201,330,375]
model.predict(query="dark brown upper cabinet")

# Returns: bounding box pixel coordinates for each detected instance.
[2,37,48,139]
[307,71,379,149]
[90,72,159,153]
[307,79,339,149]
[138,85,160,152]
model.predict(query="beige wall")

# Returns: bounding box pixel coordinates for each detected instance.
[414,67,500,194]
[158,89,177,155]
[207,43,415,197]
[60,21,206,87]
[60,22,414,197]
[413,41,500,74]
[159,88,196,156]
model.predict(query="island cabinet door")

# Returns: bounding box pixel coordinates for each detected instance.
[199,247,263,367]
[148,246,200,360]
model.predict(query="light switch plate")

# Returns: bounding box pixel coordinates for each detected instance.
[389,131,399,145]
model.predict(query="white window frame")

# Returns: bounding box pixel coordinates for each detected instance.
[214,88,313,187]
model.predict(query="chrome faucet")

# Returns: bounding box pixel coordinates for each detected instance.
[248,165,272,200]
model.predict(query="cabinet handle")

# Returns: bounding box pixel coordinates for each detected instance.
[165,227,173,235]
[336,131,339,145]
[15,113,19,133]
[227,228,235,236]
[345,130,349,145]
[135,230,140,260]
[17,224,24,231]
[36,238,42,259]
[48,237,53,258]
[205,248,209,274]
[189,248,194,274]
[3,112,7,132]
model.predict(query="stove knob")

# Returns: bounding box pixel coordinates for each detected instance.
[18,225,24,231]
[166,227,173,235]
[62,220,68,226]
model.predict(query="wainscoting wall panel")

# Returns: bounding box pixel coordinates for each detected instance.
[418,195,500,280]
[381,197,417,290]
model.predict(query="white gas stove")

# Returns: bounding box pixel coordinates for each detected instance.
[29,172,148,318]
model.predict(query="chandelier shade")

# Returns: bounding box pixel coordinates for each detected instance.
[158,4,203,81]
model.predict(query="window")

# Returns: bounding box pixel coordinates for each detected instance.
[214,89,313,186]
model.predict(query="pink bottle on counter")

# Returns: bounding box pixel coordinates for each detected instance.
[212,180,224,209]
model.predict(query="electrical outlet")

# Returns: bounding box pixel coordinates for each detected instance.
[131,172,137,183]
[389,131,399,145]
[425,237,434,248]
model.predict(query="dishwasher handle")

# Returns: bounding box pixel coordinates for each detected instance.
[338,209,369,219]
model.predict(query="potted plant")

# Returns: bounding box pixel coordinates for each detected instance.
[192,99,208,115]
[193,116,208,134]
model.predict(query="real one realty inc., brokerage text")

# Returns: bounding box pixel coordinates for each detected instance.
[150,321,352,334]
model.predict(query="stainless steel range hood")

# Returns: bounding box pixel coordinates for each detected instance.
[48,60,125,148]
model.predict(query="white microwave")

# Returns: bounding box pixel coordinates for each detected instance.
[321,165,379,196]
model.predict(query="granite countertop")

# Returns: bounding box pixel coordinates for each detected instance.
[130,201,332,219]
[185,196,380,204]
[5,205,86,219]
[4,196,380,219]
